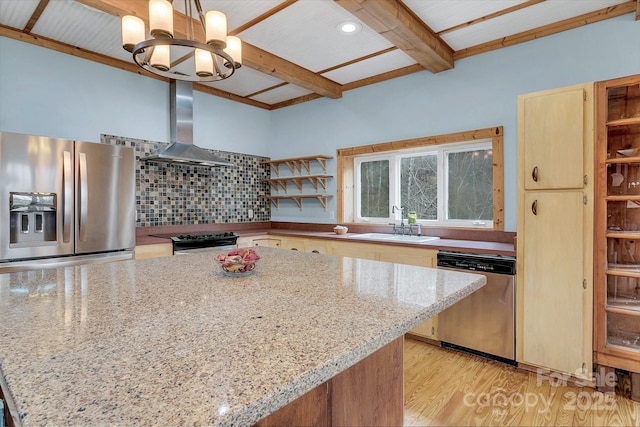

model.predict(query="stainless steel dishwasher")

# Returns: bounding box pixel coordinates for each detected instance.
[437,251,516,364]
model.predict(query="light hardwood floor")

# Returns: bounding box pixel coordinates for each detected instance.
[404,338,640,426]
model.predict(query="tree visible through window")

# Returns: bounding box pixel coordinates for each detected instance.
[401,155,437,220]
[447,149,493,221]
[338,126,503,230]
[355,141,494,227]
[359,159,389,218]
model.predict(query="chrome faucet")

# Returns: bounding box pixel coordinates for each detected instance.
[391,205,405,235]
[390,205,422,236]
[392,205,404,223]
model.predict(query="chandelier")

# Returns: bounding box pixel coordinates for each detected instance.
[121,0,241,82]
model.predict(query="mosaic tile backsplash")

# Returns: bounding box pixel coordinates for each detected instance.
[102,135,271,227]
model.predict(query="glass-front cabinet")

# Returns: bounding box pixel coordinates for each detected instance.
[596,74,640,377]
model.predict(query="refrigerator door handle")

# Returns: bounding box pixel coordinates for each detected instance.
[63,150,73,243]
[78,152,88,241]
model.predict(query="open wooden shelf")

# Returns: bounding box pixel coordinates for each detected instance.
[604,305,640,316]
[606,231,640,239]
[262,155,333,176]
[606,157,640,164]
[262,175,332,193]
[606,195,640,202]
[607,268,640,278]
[264,195,333,210]
[606,116,640,127]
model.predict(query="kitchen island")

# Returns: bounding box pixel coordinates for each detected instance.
[0,248,485,426]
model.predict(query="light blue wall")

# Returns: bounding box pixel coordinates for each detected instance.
[1,14,639,231]
[0,37,271,156]
[268,13,640,230]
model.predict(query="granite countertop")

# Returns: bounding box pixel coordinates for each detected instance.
[261,230,516,256]
[0,248,485,426]
[136,227,516,257]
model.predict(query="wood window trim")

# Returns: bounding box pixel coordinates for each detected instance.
[336,126,504,230]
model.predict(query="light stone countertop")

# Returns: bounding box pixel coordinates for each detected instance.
[0,247,485,426]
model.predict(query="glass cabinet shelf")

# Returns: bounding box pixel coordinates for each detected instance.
[606,83,640,122]
[606,310,640,351]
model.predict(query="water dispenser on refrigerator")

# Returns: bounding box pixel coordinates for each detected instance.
[9,192,57,246]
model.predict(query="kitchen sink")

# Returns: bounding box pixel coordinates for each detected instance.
[350,233,439,243]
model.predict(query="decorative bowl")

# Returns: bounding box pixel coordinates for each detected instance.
[216,248,260,277]
[333,225,348,235]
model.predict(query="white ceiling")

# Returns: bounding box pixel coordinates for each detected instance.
[0,0,636,109]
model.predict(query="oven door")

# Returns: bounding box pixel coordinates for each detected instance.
[174,244,237,255]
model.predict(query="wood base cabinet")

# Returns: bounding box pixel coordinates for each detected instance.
[134,243,173,259]
[594,74,640,399]
[516,83,594,382]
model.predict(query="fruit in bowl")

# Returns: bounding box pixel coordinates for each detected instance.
[216,248,260,275]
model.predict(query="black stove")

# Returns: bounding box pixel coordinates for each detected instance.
[171,232,238,243]
[153,232,239,253]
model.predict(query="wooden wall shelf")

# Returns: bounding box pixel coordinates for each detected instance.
[262,175,332,193]
[262,155,333,176]
[263,155,334,211]
[264,195,333,210]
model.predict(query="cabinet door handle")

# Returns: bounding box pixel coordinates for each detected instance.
[532,200,538,216]
[532,166,539,182]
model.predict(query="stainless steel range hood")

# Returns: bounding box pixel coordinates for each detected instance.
[143,80,232,167]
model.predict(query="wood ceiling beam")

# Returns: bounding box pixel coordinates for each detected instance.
[0,23,167,80]
[240,44,340,99]
[334,0,453,73]
[23,0,50,34]
[636,0,639,20]
[0,23,272,110]
[454,0,637,60]
[76,0,341,99]
[438,0,545,36]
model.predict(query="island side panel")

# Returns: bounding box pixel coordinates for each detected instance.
[255,336,404,427]
[331,336,404,427]
[255,382,330,427]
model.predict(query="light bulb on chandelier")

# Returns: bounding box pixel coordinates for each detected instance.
[121,0,242,82]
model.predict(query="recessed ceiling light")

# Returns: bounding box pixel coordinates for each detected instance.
[338,21,362,35]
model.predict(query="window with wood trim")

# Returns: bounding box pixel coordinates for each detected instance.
[337,127,504,230]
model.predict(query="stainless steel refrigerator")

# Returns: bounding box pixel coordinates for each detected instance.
[0,132,136,272]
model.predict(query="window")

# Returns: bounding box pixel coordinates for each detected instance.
[337,127,504,230]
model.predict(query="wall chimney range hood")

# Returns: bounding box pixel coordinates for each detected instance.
[143,80,232,167]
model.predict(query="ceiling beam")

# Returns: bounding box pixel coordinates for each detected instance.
[454,0,637,60]
[334,0,453,73]
[438,0,545,36]
[240,44,340,99]
[0,24,273,110]
[636,0,639,20]
[23,0,50,34]
[76,0,342,99]
[0,23,166,80]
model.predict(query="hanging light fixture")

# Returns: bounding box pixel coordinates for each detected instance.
[121,0,242,82]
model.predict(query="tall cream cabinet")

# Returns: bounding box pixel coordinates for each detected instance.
[517,83,594,381]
